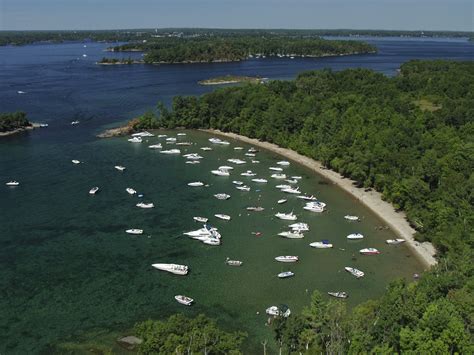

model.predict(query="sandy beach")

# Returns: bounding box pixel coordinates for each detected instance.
[204,129,437,268]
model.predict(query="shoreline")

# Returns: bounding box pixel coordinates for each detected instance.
[0,122,40,137]
[203,129,437,268]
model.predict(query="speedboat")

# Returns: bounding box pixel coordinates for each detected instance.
[285,179,297,184]
[328,292,348,299]
[200,147,213,151]
[136,202,154,208]
[188,181,204,187]
[269,167,283,172]
[227,158,246,164]
[282,187,301,194]
[132,131,154,137]
[72,160,81,164]
[289,223,309,231]
[160,149,181,154]
[236,185,250,191]
[266,305,291,317]
[148,144,162,149]
[271,174,287,179]
[360,248,380,255]
[344,215,360,221]
[126,187,137,195]
[240,170,256,177]
[232,180,244,186]
[128,136,142,143]
[275,256,299,263]
[291,176,302,180]
[276,161,290,166]
[386,239,405,245]
[297,194,317,201]
[225,258,243,266]
[214,193,230,200]
[248,147,258,153]
[347,233,364,240]
[126,229,143,235]
[176,142,192,146]
[244,153,256,157]
[275,212,297,221]
[71,120,80,125]
[218,165,234,171]
[177,132,187,136]
[345,267,365,278]
[303,202,325,213]
[184,224,221,239]
[183,153,203,160]
[251,178,268,183]
[201,237,221,245]
[278,231,304,239]
[251,160,260,164]
[89,186,99,195]
[208,138,230,145]
[186,160,200,165]
[211,169,230,176]
[5,181,20,186]
[214,214,231,221]
[193,216,208,223]
[157,134,167,138]
[247,206,264,212]
[277,199,287,204]
[310,241,333,248]
[278,271,295,278]
[175,295,193,306]
[114,165,126,171]
[166,137,177,142]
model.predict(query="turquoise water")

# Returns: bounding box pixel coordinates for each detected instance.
[0,130,422,352]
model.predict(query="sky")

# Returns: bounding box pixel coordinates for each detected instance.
[0,0,472,31]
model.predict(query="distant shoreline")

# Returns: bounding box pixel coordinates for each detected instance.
[203,129,438,268]
[198,75,266,85]
[0,123,40,137]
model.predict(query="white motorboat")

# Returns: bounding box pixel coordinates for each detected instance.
[252,160,260,164]
[386,238,405,245]
[265,305,291,317]
[282,187,301,194]
[188,181,205,187]
[297,194,317,201]
[175,295,193,305]
[275,212,297,221]
[183,153,203,160]
[200,147,213,151]
[211,169,230,176]
[209,137,230,145]
[276,161,290,166]
[214,193,231,200]
[128,136,142,143]
[328,291,348,299]
[303,202,325,213]
[275,256,299,263]
[244,153,256,157]
[225,257,243,266]
[271,173,287,179]
[277,199,287,204]
[184,224,221,239]
[186,160,200,165]
[166,137,177,142]
[232,180,244,186]
[360,248,381,255]
[148,144,162,149]
[5,181,20,186]
[276,184,292,190]
[227,158,246,164]
[114,165,126,171]
[132,131,154,137]
[285,179,297,184]
[218,165,234,171]
[72,160,81,164]
[347,233,364,240]
[278,231,304,239]
[251,178,268,183]
[136,202,154,208]
[176,142,192,146]
[201,237,221,245]
[214,214,231,221]
[291,176,302,180]
[344,215,360,221]
[233,146,244,150]
[126,187,137,195]
[269,167,283,172]
[89,186,99,195]
[177,132,187,136]
[310,241,333,248]
[345,267,365,278]
[157,134,167,138]
[289,223,309,231]
[193,216,208,223]
[126,229,143,235]
[248,147,258,153]
[247,206,264,212]
[160,149,181,154]
[241,170,256,177]
[278,271,295,278]
[236,185,250,191]
[71,120,80,125]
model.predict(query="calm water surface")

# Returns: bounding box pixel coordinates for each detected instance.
[0,37,472,353]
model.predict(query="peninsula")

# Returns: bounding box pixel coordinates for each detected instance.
[0,112,35,137]
[198,75,265,85]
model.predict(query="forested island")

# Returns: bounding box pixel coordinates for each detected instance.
[198,75,264,85]
[128,60,473,353]
[0,112,32,136]
[97,57,142,65]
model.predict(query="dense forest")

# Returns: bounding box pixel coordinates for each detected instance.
[132,60,473,353]
[0,112,30,132]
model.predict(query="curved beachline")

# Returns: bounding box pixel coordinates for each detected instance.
[202,129,437,268]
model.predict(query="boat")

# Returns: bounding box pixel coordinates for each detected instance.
[277,199,287,204]
[218,166,234,171]
[359,248,381,255]
[132,131,154,137]
[177,133,186,136]
[5,181,19,186]
[193,216,208,223]
[160,149,181,154]
[265,305,291,318]
[114,165,126,171]
[245,153,256,157]
[234,147,244,150]
[282,187,301,194]
[232,180,244,186]
[126,229,143,235]
[188,181,205,187]
[214,193,231,200]
[269,167,283,172]
[310,241,333,248]
[128,136,142,143]
[328,292,348,299]
[227,158,246,164]
[248,147,258,153]
[136,202,154,208]
[241,171,256,177]
[148,144,162,149]
[208,138,230,145]
[386,238,405,245]
[275,212,297,221]
[71,120,80,125]
[247,206,264,212]
[278,271,295,278]
[157,134,167,138]
[289,223,309,231]
[17,90,26,94]
[275,256,299,263]
[291,176,302,180]
[184,224,221,239]
[126,187,137,195]
[303,202,325,213]
[251,178,268,183]
[200,147,213,151]
[271,174,287,179]
[186,160,200,164]
[276,161,290,166]
[211,169,230,176]
[278,231,304,239]
[71,160,81,164]
[297,195,317,201]
[89,186,99,195]
[345,267,365,278]
[175,295,194,306]
[214,214,231,221]
[347,233,364,240]
[285,179,298,184]
[276,184,292,190]
[184,153,203,160]
[236,185,250,191]
[166,137,177,142]
[251,160,260,164]
[201,237,221,245]
[225,257,243,266]
[344,215,360,221]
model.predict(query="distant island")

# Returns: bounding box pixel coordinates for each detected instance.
[198,75,265,85]
[0,112,34,137]
[97,57,143,65]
